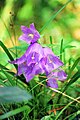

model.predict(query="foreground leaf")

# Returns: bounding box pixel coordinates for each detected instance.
[0,86,32,104]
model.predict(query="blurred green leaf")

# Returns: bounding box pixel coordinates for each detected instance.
[0,86,32,104]
[39,0,73,32]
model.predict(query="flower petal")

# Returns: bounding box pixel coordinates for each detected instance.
[57,70,67,81]
[47,78,58,88]
[21,25,28,33]
[26,43,44,62]
[23,63,36,82]
[19,34,29,43]
[9,54,27,65]
[30,23,36,31]
[26,52,39,66]
[17,62,28,75]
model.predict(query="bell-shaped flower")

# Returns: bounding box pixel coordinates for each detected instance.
[17,62,43,82]
[47,69,67,88]
[9,43,44,82]
[41,47,63,75]
[9,43,44,66]
[19,23,40,44]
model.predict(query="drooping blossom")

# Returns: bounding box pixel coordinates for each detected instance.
[10,43,44,65]
[47,70,67,88]
[9,43,67,87]
[19,23,40,44]
[39,47,67,88]
[9,43,44,82]
[40,47,63,75]
[18,62,43,82]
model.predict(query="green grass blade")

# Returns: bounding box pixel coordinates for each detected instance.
[68,58,72,71]
[0,64,9,70]
[0,105,30,119]
[39,0,73,32]
[60,39,63,61]
[67,57,80,79]
[63,45,76,50]
[50,36,53,44]
[64,110,80,120]
[62,57,80,92]
[51,88,80,103]
[0,41,17,69]
[1,70,16,86]
[66,71,80,87]
[0,79,6,86]
[55,97,80,120]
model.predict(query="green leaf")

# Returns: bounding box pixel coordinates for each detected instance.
[60,39,63,61]
[63,45,76,51]
[67,71,80,86]
[0,105,31,119]
[50,36,53,44]
[0,86,32,104]
[67,57,80,79]
[0,64,9,71]
[0,41,17,69]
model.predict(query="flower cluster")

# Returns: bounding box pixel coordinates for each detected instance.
[9,23,67,88]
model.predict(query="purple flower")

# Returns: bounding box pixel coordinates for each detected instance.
[41,47,63,75]
[47,70,67,88]
[9,43,44,82]
[9,43,67,87]
[9,29,67,88]
[47,78,58,88]
[18,62,43,82]
[9,43,44,66]
[19,23,40,44]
